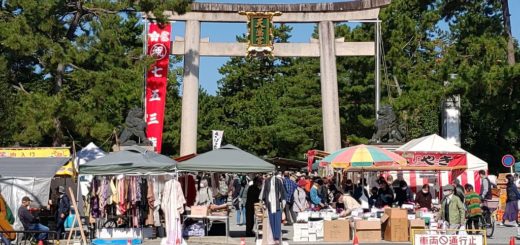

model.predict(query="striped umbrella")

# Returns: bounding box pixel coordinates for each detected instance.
[321,144,407,169]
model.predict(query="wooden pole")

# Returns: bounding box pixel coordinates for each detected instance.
[66,187,87,245]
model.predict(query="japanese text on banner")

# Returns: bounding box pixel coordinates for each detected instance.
[145,23,171,153]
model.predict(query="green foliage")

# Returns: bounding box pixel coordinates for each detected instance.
[0,0,518,173]
[0,0,190,149]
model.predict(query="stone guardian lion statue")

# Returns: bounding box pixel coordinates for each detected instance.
[369,105,406,143]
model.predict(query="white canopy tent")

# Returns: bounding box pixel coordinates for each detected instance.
[392,134,488,193]
[75,142,106,197]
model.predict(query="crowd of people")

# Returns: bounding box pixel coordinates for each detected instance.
[2,170,520,243]
[192,169,520,239]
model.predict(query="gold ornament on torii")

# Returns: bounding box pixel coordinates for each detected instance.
[239,11,282,57]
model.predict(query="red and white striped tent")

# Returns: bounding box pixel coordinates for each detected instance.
[392,134,488,194]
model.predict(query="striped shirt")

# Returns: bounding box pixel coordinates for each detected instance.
[465,191,482,217]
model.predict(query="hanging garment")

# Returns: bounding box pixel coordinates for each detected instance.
[260,176,286,243]
[139,178,149,225]
[161,178,186,245]
[118,176,127,214]
[145,177,155,226]
[179,175,197,207]
[90,178,100,218]
[153,177,165,227]
[110,177,118,204]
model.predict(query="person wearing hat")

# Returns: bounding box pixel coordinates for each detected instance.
[437,185,465,234]
[18,196,49,241]
[55,186,70,239]
[293,179,309,215]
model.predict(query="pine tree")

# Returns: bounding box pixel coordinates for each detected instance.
[0,0,191,148]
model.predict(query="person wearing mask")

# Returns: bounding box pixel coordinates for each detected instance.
[336,192,361,217]
[452,179,465,202]
[377,181,394,208]
[231,175,242,210]
[216,174,230,205]
[310,178,325,209]
[437,185,465,234]
[55,186,70,240]
[387,175,397,193]
[283,172,297,225]
[499,174,520,227]
[353,178,369,204]
[415,184,433,210]
[236,177,249,226]
[464,184,482,234]
[245,177,262,237]
[368,187,379,209]
[395,180,414,207]
[195,179,214,207]
[326,178,340,205]
[320,178,330,205]
[18,196,49,241]
[293,179,309,215]
[343,179,354,197]
[479,170,492,205]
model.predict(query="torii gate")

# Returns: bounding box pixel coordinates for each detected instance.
[165,0,391,155]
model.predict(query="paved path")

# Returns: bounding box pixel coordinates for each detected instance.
[142,210,520,244]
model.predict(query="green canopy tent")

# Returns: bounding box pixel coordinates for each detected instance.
[177,144,275,173]
[79,146,176,175]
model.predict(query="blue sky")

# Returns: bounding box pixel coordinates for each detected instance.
[172,0,520,95]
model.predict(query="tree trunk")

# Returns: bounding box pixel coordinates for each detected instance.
[53,117,63,146]
[54,63,64,93]
[502,0,515,65]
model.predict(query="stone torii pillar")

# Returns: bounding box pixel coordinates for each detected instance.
[319,21,342,152]
[180,20,200,156]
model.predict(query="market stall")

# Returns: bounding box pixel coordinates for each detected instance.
[177,144,276,242]
[177,144,275,173]
[395,134,487,193]
[290,144,483,243]
[78,146,182,244]
[289,145,414,243]
[0,157,71,220]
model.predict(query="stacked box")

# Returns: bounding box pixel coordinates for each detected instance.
[409,219,426,241]
[381,208,409,242]
[308,221,324,241]
[324,220,350,242]
[355,220,381,242]
[292,223,309,242]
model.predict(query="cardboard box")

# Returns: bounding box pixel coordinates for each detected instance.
[410,219,426,227]
[381,208,409,242]
[190,206,208,217]
[293,237,308,242]
[355,220,381,242]
[324,220,350,242]
[409,219,426,241]
[293,223,308,230]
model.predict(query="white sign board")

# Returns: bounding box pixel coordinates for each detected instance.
[414,234,483,245]
[212,130,224,150]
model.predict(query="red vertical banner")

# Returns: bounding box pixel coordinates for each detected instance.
[145,23,171,153]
